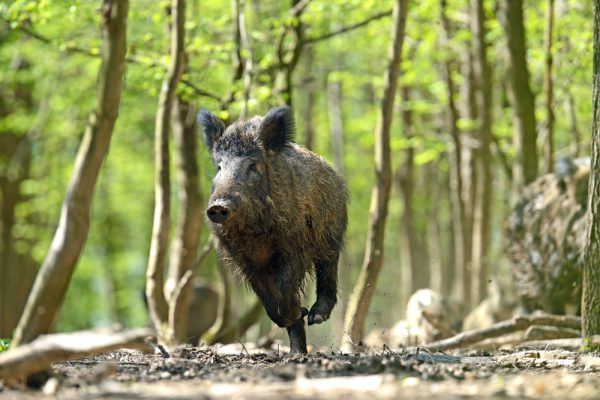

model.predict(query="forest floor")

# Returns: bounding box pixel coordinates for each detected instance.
[2,343,600,399]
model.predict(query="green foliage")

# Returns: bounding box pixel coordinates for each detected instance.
[0,0,594,340]
[0,338,10,352]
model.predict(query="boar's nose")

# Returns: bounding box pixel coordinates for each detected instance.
[207,205,229,224]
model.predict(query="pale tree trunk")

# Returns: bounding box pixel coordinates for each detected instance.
[12,0,129,346]
[440,0,469,306]
[470,0,493,306]
[239,0,254,118]
[582,0,600,343]
[326,73,349,339]
[146,0,186,341]
[544,0,555,173]
[500,0,538,197]
[342,0,408,350]
[425,163,445,297]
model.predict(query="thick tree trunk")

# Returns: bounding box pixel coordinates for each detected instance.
[12,0,129,346]
[582,0,600,343]
[500,0,538,197]
[146,0,186,340]
[166,93,202,343]
[0,134,35,338]
[342,0,408,350]
[470,0,493,306]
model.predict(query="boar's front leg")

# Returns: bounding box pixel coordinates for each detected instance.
[250,269,307,353]
[308,255,339,326]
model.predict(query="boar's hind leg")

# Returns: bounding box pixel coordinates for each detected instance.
[308,256,338,326]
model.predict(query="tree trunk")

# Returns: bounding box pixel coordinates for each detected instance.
[342,0,408,350]
[239,0,254,118]
[146,0,186,340]
[440,0,469,306]
[300,46,316,150]
[396,85,427,297]
[327,73,349,339]
[500,0,538,197]
[0,134,35,338]
[544,0,555,173]
[582,0,600,343]
[12,0,129,346]
[470,0,493,306]
[166,93,202,343]
[426,163,445,296]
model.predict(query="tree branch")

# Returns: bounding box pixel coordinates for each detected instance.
[305,9,392,45]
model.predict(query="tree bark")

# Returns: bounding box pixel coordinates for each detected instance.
[470,0,493,306]
[327,73,350,339]
[166,92,201,343]
[440,0,469,306]
[500,0,538,197]
[342,0,408,350]
[12,0,129,346]
[396,86,427,296]
[146,0,186,340]
[582,0,600,344]
[544,0,555,173]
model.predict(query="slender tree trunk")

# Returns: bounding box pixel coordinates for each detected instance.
[567,93,581,157]
[500,0,538,197]
[166,93,201,343]
[396,86,427,296]
[342,0,408,350]
[582,0,600,343]
[12,0,129,346]
[544,0,555,173]
[440,0,469,306]
[426,163,445,296]
[470,0,493,306]
[300,46,316,150]
[146,0,186,340]
[239,0,254,118]
[327,73,349,339]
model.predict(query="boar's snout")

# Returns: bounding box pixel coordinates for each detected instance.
[207,205,229,224]
[207,196,240,224]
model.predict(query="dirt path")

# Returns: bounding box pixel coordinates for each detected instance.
[2,344,600,399]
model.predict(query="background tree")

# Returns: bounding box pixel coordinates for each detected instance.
[500,0,538,197]
[342,0,408,350]
[582,0,600,345]
[12,0,129,346]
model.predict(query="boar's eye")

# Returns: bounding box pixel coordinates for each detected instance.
[248,163,257,173]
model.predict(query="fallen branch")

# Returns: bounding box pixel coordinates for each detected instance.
[423,314,581,352]
[0,328,153,382]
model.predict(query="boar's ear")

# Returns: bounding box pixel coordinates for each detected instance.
[260,106,295,151]
[198,109,225,152]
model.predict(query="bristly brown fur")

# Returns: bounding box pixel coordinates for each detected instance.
[201,106,348,353]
